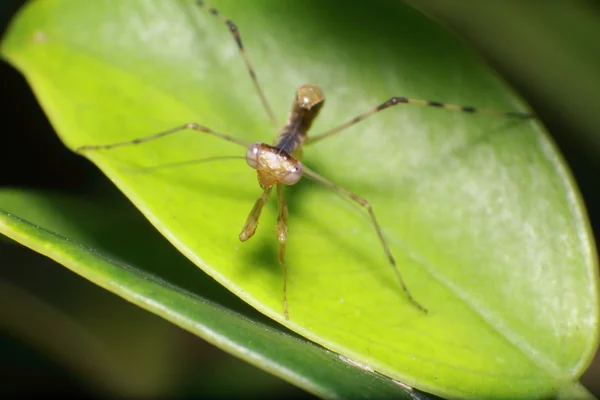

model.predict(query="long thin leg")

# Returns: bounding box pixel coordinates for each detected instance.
[74,123,250,153]
[306,96,537,146]
[135,155,245,173]
[239,187,273,242]
[303,167,427,313]
[197,1,279,130]
[276,184,290,319]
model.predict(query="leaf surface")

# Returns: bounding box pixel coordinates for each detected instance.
[2,0,597,397]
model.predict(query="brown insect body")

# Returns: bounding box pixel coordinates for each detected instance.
[252,143,299,188]
[249,84,324,189]
[276,84,325,156]
[77,1,536,319]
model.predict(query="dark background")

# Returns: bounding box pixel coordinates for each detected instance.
[0,0,307,398]
[1,0,598,397]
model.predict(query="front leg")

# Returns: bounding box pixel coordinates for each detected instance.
[302,167,427,313]
[276,183,290,319]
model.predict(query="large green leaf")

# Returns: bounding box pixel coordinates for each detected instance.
[0,186,425,399]
[2,0,598,397]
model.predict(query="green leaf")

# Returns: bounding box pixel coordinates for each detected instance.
[406,0,600,161]
[0,186,426,399]
[2,0,598,397]
[0,245,190,397]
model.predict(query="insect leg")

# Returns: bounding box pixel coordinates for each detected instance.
[303,167,427,313]
[306,96,536,146]
[276,184,290,319]
[75,123,250,153]
[240,186,273,242]
[196,1,279,130]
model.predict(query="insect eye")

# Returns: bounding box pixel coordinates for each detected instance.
[281,162,304,185]
[245,143,261,169]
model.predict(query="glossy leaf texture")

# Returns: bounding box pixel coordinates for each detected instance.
[0,186,425,399]
[2,0,598,398]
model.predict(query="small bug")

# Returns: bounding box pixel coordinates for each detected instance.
[77,0,535,319]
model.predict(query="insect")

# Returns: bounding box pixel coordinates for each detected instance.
[76,1,536,320]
